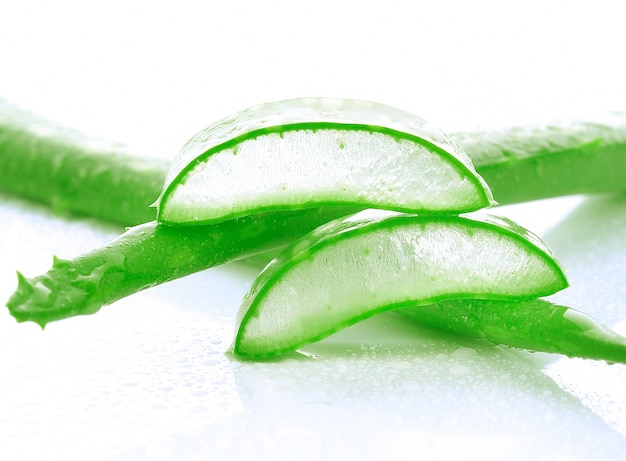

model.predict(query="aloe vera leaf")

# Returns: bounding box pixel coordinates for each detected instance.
[459,113,626,204]
[0,100,166,226]
[396,298,626,365]
[5,207,359,326]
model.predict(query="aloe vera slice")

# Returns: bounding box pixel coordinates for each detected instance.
[156,98,494,225]
[232,210,568,358]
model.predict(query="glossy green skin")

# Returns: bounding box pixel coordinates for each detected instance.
[397,298,626,365]
[6,207,359,326]
[461,115,626,204]
[0,100,165,226]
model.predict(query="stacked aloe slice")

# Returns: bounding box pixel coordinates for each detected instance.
[154,98,570,358]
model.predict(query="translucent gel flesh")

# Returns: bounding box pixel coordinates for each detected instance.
[238,219,564,355]
[161,129,483,223]
[160,97,479,191]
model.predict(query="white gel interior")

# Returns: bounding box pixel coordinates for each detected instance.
[163,129,480,222]
[241,220,561,353]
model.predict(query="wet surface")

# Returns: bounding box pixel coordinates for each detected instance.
[1,194,625,460]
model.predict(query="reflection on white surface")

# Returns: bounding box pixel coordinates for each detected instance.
[110,312,626,460]
[546,332,626,437]
[542,195,626,438]
[0,306,244,458]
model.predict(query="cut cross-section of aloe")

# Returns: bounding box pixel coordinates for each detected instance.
[156,98,494,225]
[232,209,568,358]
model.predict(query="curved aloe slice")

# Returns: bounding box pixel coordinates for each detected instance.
[232,209,568,358]
[156,98,494,225]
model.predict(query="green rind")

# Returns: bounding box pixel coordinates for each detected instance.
[6,207,360,327]
[234,298,468,360]
[0,100,166,226]
[458,114,626,204]
[397,298,626,365]
[233,210,568,358]
[157,121,494,225]
[157,97,480,200]
[238,211,566,312]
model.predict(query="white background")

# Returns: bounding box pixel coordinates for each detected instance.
[1,1,626,460]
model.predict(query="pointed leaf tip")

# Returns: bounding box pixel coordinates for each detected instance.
[52,255,70,269]
[14,271,33,294]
